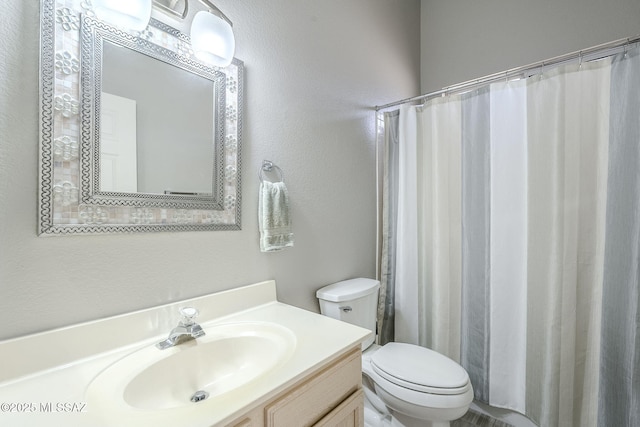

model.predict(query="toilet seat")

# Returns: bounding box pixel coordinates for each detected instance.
[371,343,471,396]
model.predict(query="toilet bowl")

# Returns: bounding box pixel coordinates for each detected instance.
[363,343,473,427]
[317,278,473,427]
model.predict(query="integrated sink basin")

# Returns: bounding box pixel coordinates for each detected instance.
[86,322,296,411]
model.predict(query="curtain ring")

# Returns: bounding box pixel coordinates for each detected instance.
[579,51,583,68]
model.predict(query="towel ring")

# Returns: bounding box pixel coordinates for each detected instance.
[259,160,284,183]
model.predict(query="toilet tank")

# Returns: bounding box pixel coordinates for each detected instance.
[316,278,380,350]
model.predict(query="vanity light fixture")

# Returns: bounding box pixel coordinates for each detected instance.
[92,0,236,68]
[92,0,153,31]
[189,1,236,68]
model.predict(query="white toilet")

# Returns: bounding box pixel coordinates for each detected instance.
[316,278,473,427]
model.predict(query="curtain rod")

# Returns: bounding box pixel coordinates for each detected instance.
[375,34,640,112]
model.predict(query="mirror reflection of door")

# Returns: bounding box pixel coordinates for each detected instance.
[100,92,138,193]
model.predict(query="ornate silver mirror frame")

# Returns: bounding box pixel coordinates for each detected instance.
[38,0,243,235]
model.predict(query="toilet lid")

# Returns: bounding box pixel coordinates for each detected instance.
[371,343,470,395]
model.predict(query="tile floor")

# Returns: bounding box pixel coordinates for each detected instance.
[452,410,514,427]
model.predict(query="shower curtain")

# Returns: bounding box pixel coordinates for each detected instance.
[377,45,640,427]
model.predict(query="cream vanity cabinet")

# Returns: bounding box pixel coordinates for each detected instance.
[226,347,364,427]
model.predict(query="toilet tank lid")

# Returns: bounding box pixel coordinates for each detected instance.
[316,278,380,302]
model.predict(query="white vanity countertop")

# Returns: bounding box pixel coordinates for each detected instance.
[0,281,370,427]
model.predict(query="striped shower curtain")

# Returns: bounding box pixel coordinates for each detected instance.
[377,45,640,427]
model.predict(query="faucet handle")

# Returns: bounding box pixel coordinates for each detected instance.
[179,307,199,326]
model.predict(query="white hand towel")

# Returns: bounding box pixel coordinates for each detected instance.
[259,181,294,252]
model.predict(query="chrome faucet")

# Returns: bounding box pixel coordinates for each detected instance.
[156,307,206,349]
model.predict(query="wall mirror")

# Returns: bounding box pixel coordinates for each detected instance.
[38,0,243,235]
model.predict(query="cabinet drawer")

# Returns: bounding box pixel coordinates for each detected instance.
[313,389,364,427]
[265,348,361,427]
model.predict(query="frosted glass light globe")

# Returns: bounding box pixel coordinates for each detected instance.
[92,0,152,32]
[191,10,235,68]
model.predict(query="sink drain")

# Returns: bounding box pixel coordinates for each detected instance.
[190,390,209,403]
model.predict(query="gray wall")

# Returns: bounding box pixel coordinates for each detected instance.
[0,1,420,340]
[421,0,640,92]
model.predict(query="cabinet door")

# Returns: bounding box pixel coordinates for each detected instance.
[225,406,262,427]
[312,389,364,427]
[228,418,252,427]
[265,348,361,427]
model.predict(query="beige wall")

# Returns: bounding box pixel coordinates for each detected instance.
[0,1,420,340]
[421,0,640,92]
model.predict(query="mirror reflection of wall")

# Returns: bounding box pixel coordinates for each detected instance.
[101,40,216,195]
